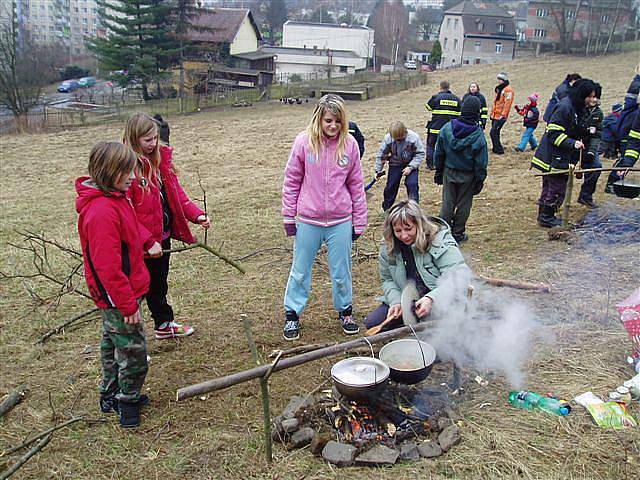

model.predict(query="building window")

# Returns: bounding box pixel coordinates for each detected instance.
[83,28,88,34]
[463,59,469,64]
[566,10,575,19]
[453,38,458,50]
[82,18,87,24]
[534,28,547,38]
[444,37,448,48]
[536,8,549,17]
[454,18,458,28]
[339,65,348,73]
[495,42,503,54]
[474,40,481,51]
[446,18,451,27]
[74,7,78,12]
[601,14,610,23]
[478,22,484,31]
[82,7,87,13]
[498,23,504,33]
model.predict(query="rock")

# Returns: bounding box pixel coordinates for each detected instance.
[437,416,453,432]
[282,395,312,419]
[355,445,399,466]
[310,432,331,456]
[445,406,462,422]
[399,442,420,462]
[438,424,461,452]
[321,441,357,467]
[271,416,287,443]
[418,441,443,458]
[82,345,93,355]
[290,427,315,449]
[281,418,300,433]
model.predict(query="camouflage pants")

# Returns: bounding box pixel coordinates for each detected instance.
[99,308,148,403]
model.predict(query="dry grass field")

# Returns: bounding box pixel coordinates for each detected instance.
[1,50,639,479]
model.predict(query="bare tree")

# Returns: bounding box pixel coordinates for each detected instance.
[549,0,582,53]
[0,11,59,131]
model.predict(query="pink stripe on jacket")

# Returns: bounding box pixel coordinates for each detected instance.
[282,131,368,234]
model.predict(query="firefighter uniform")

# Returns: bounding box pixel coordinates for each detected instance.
[425,90,461,169]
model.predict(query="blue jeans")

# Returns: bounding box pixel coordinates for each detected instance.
[284,221,353,315]
[517,127,538,151]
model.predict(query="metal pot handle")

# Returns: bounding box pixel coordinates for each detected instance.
[362,336,377,384]
[408,324,428,368]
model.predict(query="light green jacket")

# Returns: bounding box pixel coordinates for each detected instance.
[378,217,469,307]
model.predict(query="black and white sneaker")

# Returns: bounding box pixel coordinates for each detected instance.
[283,311,300,341]
[339,307,359,335]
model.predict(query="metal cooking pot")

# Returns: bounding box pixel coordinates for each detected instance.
[331,357,390,399]
[613,180,640,199]
[379,339,436,384]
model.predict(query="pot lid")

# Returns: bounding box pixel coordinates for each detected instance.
[331,357,390,387]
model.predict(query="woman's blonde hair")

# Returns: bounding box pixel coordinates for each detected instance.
[383,200,439,254]
[123,112,160,186]
[306,94,349,164]
[88,141,137,194]
[389,121,407,140]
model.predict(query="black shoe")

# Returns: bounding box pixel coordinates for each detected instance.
[339,306,359,335]
[604,184,614,194]
[119,401,141,428]
[283,310,300,341]
[537,205,562,228]
[453,233,469,243]
[577,197,597,209]
[514,147,524,152]
[101,394,149,414]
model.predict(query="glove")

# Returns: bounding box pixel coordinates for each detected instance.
[473,180,484,196]
[434,172,443,185]
[283,223,297,237]
[352,228,361,242]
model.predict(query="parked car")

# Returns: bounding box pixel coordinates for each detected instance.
[404,60,417,70]
[78,76,97,87]
[57,80,80,93]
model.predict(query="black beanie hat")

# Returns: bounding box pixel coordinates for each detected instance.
[461,95,481,122]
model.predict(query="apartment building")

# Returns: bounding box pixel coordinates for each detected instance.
[13,0,101,59]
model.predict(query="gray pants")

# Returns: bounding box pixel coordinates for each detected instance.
[440,168,475,237]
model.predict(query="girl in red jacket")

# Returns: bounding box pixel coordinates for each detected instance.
[124,113,210,340]
[76,141,150,428]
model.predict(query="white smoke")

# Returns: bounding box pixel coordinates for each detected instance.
[421,266,546,389]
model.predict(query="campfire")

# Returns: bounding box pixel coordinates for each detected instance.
[271,367,463,466]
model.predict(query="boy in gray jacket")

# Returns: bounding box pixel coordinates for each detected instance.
[375,121,426,211]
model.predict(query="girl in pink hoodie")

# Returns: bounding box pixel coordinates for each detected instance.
[281,94,368,341]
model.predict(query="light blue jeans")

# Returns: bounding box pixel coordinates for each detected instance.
[284,221,353,315]
[517,127,538,151]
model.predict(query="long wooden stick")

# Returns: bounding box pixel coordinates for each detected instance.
[242,316,272,464]
[533,167,640,177]
[0,433,52,480]
[0,417,84,457]
[562,164,575,228]
[476,275,551,293]
[176,323,430,401]
[161,242,245,274]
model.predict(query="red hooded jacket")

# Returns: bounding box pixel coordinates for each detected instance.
[76,178,150,316]
[127,145,204,250]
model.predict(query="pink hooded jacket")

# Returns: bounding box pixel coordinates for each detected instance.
[282,132,367,234]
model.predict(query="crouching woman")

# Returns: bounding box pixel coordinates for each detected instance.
[364,200,469,331]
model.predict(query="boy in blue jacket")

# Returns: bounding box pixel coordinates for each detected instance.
[434,96,488,243]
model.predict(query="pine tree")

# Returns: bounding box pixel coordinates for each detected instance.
[430,40,442,67]
[90,0,179,100]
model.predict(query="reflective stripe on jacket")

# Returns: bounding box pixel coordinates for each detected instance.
[531,97,580,173]
[425,91,461,135]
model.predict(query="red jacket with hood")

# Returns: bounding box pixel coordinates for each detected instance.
[127,145,204,250]
[76,178,150,316]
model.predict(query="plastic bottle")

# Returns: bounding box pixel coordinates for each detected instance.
[508,391,570,416]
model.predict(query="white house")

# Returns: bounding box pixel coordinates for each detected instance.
[261,46,366,82]
[282,21,375,63]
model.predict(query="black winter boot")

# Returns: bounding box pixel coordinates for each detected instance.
[119,401,141,428]
[101,394,149,414]
[538,205,561,228]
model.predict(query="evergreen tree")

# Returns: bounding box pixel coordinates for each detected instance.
[430,40,442,66]
[90,0,178,100]
[266,0,287,44]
